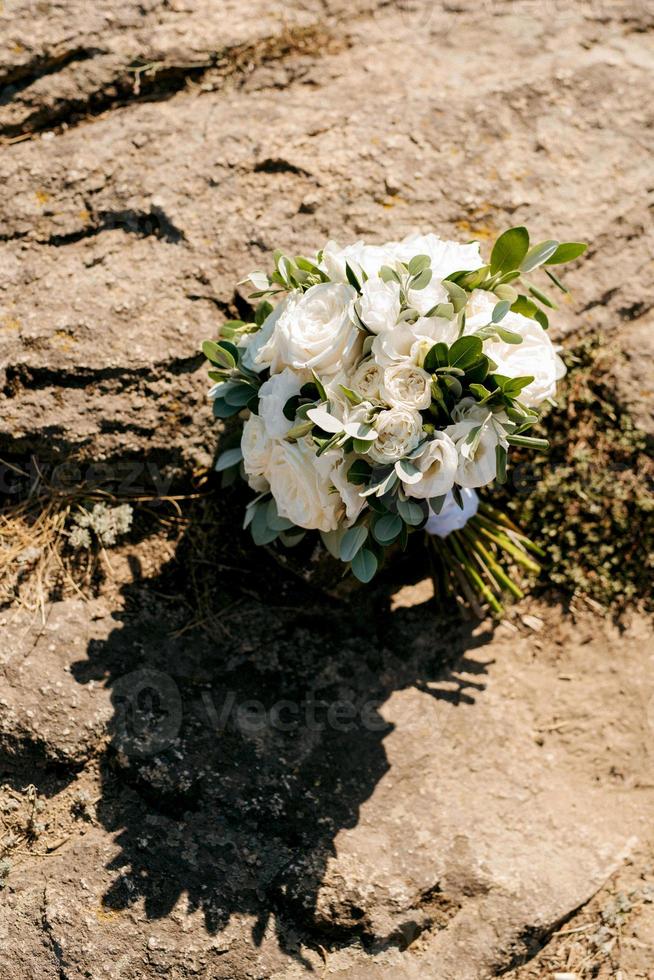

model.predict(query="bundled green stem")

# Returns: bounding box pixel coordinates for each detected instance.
[427,506,542,617]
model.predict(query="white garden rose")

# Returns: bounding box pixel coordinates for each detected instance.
[257,367,304,439]
[330,453,366,526]
[372,315,458,366]
[368,407,423,464]
[241,413,272,492]
[445,400,510,489]
[389,233,483,316]
[464,292,565,406]
[405,432,458,499]
[240,298,287,374]
[483,313,566,407]
[381,362,432,411]
[320,240,397,284]
[257,283,360,376]
[358,277,401,333]
[350,358,384,403]
[268,439,342,532]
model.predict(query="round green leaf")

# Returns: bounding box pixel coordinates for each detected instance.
[351,547,378,583]
[490,227,530,275]
[371,513,403,545]
[340,525,369,563]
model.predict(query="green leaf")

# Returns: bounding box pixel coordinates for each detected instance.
[340,525,369,562]
[339,384,363,406]
[408,254,431,276]
[286,419,314,441]
[534,309,549,330]
[394,458,421,484]
[203,340,236,369]
[224,383,256,407]
[266,499,295,532]
[494,284,518,304]
[345,262,362,291]
[351,547,378,583]
[343,421,376,441]
[424,342,450,373]
[212,399,240,419]
[397,498,425,526]
[347,459,372,485]
[545,268,568,293]
[215,447,243,471]
[464,355,490,384]
[491,300,511,323]
[493,325,523,344]
[495,444,507,484]
[469,383,492,401]
[352,438,373,454]
[380,265,401,285]
[490,227,530,274]
[371,513,403,545]
[520,240,559,273]
[511,294,539,318]
[311,370,327,401]
[502,375,534,398]
[449,336,483,369]
[429,495,446,514]
[307,406,343,434]
[528,284,557,309]
[443,279,469,312]
[426,302,454,320]
[507,434,549,450]
[544,242,587,265]
[251,504,279,546]
[410,268,433,291]
[255,301,273,326]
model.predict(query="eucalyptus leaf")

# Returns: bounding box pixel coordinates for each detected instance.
[528,284,557,309]
[215,447,243,471]
[307,406,343,434]
[394,458,421,484]
[491,300,511,323]
[408,254,431,275]
[544,242,587,265]
[351,548,378,583]
[340,525,369,562]
[490,226,530,274]
[371,513,403,545]
[397,497,424,526]
[410,268,433,291]
[443,279,469,312]
[520,239,559,273]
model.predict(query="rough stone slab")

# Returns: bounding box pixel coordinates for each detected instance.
[2,0,654,467]
[1,596,652,978]
[0,599,117,766]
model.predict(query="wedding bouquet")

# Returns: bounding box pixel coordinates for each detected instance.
[204,227,585,614]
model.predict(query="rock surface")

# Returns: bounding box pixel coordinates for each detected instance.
[1,1,654,978]
[2,0,653,472]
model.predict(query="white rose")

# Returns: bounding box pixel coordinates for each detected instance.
[404,432,458,499]
[445,400,509,489]
[483,313,566,407]
[257,283,360,376]
[240,298,287,374]
[372,315,458,366]
[350,359,384,403]
[368,407,423,464]
[389,233,483,316]
[257,367,304,439]
[330,453,366,526]
[320,240,397,284]
[381,362,432,410]
[268,439,342,532]
[241,413,272,492]
[358,277,401,333]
